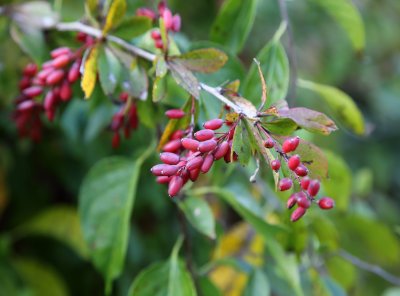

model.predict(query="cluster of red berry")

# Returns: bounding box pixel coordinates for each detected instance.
[13,33,93,141]
[110,92,139,148]
[151,109,238,197]
[137,1,181,50]
[260,132,335,221]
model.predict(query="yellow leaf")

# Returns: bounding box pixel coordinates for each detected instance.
[81,46,100,99]
[103,0,127,34]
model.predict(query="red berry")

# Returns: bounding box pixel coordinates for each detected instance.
[120,92,129,102]
[282,136,300,153]
[19,77,31,90]
[76,32,88,42]
[295,164,308,177]
[290,207,307,222]
[155,39,164,49]
[156,176,171,184]
[23,86,43,98]
[318,197,335,210]
[46,109,56,121]
[150,164,180,176]
[160,152,180,165]
[181,138,200,151]
[163,139,182,152]
[203,118,223,130]
[186,156,203,171]
[44,91,57,111]
[271,159,281,171]
[46,70,65,85]
[168,176,183,197]
[171,14,181,32]
[189,168,200,182]
[296,192,311,209]
[112,133,120,148]
[213,141,229,160]
[287,194,297,209]
[307,180,320,197]
[300,177,311,190]
[198,139,217,153]
[151,30,161,40]
[23,63,38,77]
[51,47,71,59]
[288,155,301,170]
[52,54,71,68]
[279,178,293,191]
[194,129,214,141]
[60,80,72,101]
[165,109,185,119]
[68,61,81,83]
[171,130,184,140]
[264,138,274,149]
[201,154,214,173]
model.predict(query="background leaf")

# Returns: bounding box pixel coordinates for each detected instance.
[112,16,152,40]
[172,48,228,73]
[103,0,127,34]
[97,46,121,95]
[168,60,200,98]
[243,268,271,296]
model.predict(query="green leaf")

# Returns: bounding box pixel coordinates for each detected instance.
[309,0,365,51]
[293,138,328,179]
[103,0,127,34]
[155,55,168,78]
[12,1,59,28]
[325,256,356,290]
[243,23,289,106]
[167,60,200,98]
[152,76,167,102]
[263,118,298,136]
[243,269,271,296]
[97,46,121,95]
[198,277,222,296]
[121,65,149,100]
[112,16,152,39]
[14,206,89,258]
[12,258,68,296]
[79,147,154,293]
[277,107,337,135]
[322,150,352,211]
[171,48,228,73]
[178,196,216,239]
[232,120,251,165]
[298,79,365,135]
[86,0,99,19]
[210,0,259,54]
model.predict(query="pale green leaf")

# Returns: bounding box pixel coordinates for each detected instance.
[97,46,121,95]
[172,48,228,73]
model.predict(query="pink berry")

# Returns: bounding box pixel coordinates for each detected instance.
[264,138,274,149]
[279,178,293,191]
[295,164,308,177]
[288,155,301,170]
[60,80,72,101]
[201,154,214,173]
[162,9,173,30]
[271,159,281,171]
[198,139,217,153]
[150,164,180,176]
[213,141,229,160]
[300,177,311,190]
[189,168,200,182]
[23,86,43,98]
[160,152,180,165]
[165,109,185,119]
[318,197,335,210]
[287,194,297,209]
[52,54,71,68]
[203,118,223,130]
[170,130,184,140]
[163,139,182,152]
[194,129,214,141]
[181,138,200,151]
[282,136,300,153]
[155,39,164,49]
[307,180,320,197]
[291,207,307,222]
[151,30,161,40]
[171,14,181,32]
[296,192,311,209]
[156,176,171,184]
[68,60,81,83]
[186,156,203,171]
[23,63,38,77]
[46,70,65,85]
[44,91,57,111]
[51,47,71,59]
[168,176,183,197]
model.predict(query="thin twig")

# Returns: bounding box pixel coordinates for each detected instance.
[277,0,298,106]
[339,249,400,286]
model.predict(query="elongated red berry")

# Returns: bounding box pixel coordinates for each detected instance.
[318,197,335,210]
[17,100,35,111]
[189,168,200,182]
[23,86,43,98]
[214,141,229,160]
[156,176,171,184]
[44,91,57,111]
[282,136,300,153]
[279,178,293,191]
[165,109,185,119]
[203,118,223,130]
[194,129,214,141]
[171,130,184,140]
[271,159,281,171]
[37,68,54,82]
[68,61,81,83]
[201,154,214,173]
[112,133,120,148]
[198,139,217,153]
[151,30,161,40]
[150,164,180,176]
[296,192,311,209]
[163,139,182,152]
[291,207,307,222]
[23,63,38,77]
[155,39,164,49]
[287,194,297,209]
[19,77,31,90]
[160,152,180,165]
[264,138,274,149]
[168,176,183,197]
[60,80,72,101]
[288,155,301,170]
[301,177,310,190]
[46,70,65,85]
[295,164,308,177]
[186,156,203,170]
[52,54,71,68]
[162,9,173,30]
[51,47,71,59]
[307,180,320,197]
[181,138,199,151]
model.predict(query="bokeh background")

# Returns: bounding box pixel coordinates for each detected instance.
[0,0,400,295]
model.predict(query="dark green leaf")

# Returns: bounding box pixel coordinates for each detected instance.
[263,118,298,136]
[98,46,122,95]
[79,148,153,293]
[178,196,216,239]
[113,16,152,39]
[243,269,271,296]
[298,79,365,135]
[172,48,228,73]
[232,120,251,165]
[167,60,200,98]
[210,0,258,54]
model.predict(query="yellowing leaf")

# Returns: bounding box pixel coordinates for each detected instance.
[171,48,228,73]
[103,0,127,34]
[81,46,100,99]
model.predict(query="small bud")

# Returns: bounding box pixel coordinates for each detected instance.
[52,54,71,68]
[162,9,173,30]
[23,63,38,77]
[60,80,72,101]
[189,168,200,182]
[171,14,181,32]
[112,133,120,148]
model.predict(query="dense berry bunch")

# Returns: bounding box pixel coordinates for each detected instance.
[137,1,181,50]
[110,92,139,148]
[151,109,238,197]
[13,33,94,141]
